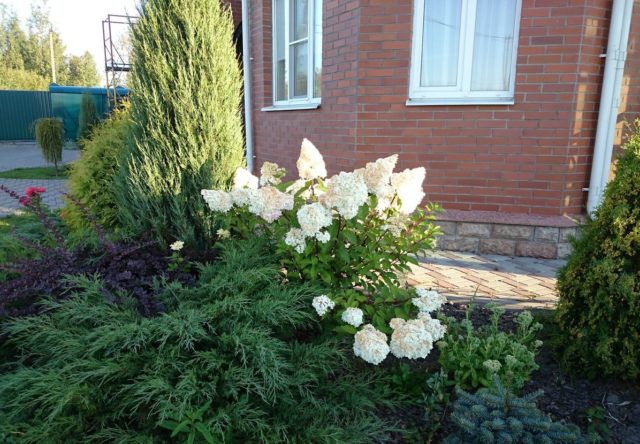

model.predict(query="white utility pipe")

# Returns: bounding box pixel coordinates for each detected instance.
[241,0,255,172]
[587,0,634,214]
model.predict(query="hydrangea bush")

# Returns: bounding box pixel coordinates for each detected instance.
[201,139,444,365]
[201,139,440,291]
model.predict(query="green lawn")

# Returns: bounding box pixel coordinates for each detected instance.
[0,165,71,179]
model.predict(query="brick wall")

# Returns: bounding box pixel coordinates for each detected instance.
[249,0,361,175]
[224,0,243,26]
[248,0,640,218]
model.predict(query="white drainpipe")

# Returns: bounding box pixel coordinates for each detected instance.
[241,0,255,172]
[586,0,634,214]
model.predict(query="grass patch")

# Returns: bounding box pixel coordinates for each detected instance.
[0,214,43,281]
[0,212,68,282]
[0,165,71,179]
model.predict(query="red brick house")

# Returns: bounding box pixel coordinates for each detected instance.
[232,0,639,258]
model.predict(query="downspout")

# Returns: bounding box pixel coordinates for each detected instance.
[586,0,634,214]
[241,0,255,172]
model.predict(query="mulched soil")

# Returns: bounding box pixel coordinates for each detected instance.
[386,302,640,444]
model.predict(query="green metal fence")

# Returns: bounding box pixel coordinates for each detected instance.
[0,90,53,141]
[0,86,125,141]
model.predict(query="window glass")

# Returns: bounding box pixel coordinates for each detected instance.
[275,0,287,101]
[471,0,517,91]
[292,41,309,97]
[313,0,322,98]
[293,0,308,41]
[421,0,462,87]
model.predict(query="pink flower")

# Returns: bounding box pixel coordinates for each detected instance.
[25,186,46,197]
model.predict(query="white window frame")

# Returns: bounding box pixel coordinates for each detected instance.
[269,0,321,109]
[408,0,522,106]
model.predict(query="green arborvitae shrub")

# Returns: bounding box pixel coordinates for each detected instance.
[445,375,588,444]
[34,118,64,171]
[0,240,398,443]
[555,122,640,380]
[76,93,100,146]
[114,0,245,246]
[64,105,131,231]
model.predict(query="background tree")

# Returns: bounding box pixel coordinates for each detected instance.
[115,0,245,245]
[0,1,100,89]
[67,52,100,86]
[76,93,100,144]
[0,67,48,90]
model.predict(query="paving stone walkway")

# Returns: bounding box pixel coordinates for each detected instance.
[0,178,69,217]
[0,142,80,171]
[408,250,565,310]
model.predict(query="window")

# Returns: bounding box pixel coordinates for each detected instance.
[409,0,522,105]
[272,0,322,108]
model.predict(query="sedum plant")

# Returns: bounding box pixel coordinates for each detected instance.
[438,303,542,391]
[201,139,443,365]
[0,239,398,443]
[115,0,245,246]
[445,374,588,444]
[556,121,640,380]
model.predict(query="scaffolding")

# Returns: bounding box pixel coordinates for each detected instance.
[102,14,137,108]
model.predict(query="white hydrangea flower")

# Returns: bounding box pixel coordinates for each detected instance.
[312,295,335,317]
[216,228,230,240]
[256,186,294,222]
[315,230,331,243]
[341,307,364,328]
[321,172,368,220]
[353,324,390,365]
[297,203,333,237]
[389,318,434,360]
[390,167,426,215]
[417,312,448,341]
[233,167,259,190]
[284,228,307,253]
[230,188,258,207]
[412,288,447,313]
[169,241,184,251]
[259,161,285,186]
[201,189,234,213]
[355,154,398,197]
[297,138,327,180]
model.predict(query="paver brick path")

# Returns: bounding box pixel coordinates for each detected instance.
[0,178,68,217]
[408,250,565,310]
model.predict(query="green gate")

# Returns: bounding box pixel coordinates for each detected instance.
[0,90,53,141]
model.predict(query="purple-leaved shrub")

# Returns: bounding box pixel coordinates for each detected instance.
[0,186,207,317]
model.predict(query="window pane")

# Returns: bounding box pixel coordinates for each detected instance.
[292,41,308,97]
[421,0,462,87]
[292,0,308,41]
[471,0,517,91]
[275,0,287,100]
[313,0,322,98]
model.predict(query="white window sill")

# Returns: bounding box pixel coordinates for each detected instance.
[261,102,321,112]
[406,97,515,106]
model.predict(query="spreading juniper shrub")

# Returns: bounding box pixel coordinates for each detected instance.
[0,187,208,318]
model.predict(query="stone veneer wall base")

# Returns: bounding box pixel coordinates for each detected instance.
[434,210,580,260]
